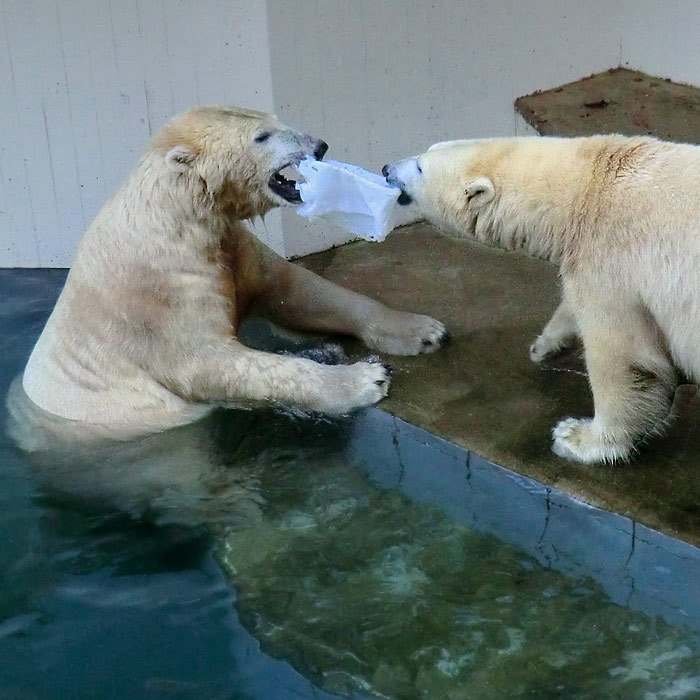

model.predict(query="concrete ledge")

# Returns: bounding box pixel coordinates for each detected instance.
[351,408,700,633]
[515,67,700,142]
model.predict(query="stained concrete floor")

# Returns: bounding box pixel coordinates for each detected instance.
[516,67,700,143]
[299,66,700,549]
[300,223,700,548]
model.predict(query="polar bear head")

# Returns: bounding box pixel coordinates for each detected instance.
[151,105,328,220]
[383,139,507,239]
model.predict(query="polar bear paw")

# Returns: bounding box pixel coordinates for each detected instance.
[365,312,449,356]
[529,333,574,363]
[318,360,391,414]
[551,418,631,465]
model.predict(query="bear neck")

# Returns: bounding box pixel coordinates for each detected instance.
[476,140,593,263]
[72,156,246,279]
[478,190,572,263]
[124,154,257,242]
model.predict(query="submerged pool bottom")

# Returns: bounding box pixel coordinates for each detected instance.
[2,268,700,700]
[219,466,696,697]
[215,410,700,700]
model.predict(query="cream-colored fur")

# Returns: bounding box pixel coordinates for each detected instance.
[23,106,447,429]
[384,134,700,464]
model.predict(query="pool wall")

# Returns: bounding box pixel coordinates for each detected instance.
[350,409,700,633]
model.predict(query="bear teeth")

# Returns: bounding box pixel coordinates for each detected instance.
[277,165,305,185]
[269,167,303,203]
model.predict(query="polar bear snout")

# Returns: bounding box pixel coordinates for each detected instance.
[267,133,329,204]
[383,157,420,206]
[382,157,416,187]
[314,140,329,160]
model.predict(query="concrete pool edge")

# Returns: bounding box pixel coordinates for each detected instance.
[299,223,700,553]
[350,407,700,634]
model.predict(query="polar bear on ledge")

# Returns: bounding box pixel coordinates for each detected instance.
[22,106,448,431]
[384,134,700,464]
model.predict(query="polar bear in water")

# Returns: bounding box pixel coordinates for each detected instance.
[22,106,447,432]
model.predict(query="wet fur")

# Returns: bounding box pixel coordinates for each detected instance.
[22,106,447,429]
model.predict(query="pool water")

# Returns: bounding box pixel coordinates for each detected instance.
[218,448,700,699]
[2,270,700,700]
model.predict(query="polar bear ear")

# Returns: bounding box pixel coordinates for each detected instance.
[165,145,197,173]
[465,176,495,206]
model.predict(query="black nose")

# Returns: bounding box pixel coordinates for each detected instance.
[314,140,329,160]
[381,164,389,177]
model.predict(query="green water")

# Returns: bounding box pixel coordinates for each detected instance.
[218,453,700,700]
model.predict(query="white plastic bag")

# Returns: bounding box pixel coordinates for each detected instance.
[295,157,401,242]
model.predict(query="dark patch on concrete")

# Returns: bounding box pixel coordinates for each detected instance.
[583,99,610,110]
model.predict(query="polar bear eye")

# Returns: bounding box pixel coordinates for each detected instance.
[416,161,423,174]
[254,131,272,143]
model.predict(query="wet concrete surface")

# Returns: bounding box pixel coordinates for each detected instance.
[300,224,700,548]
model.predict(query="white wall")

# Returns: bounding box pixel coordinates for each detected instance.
[0,0,282,267]
[620,0,700,87]
[4,1,700,266]
[268,0,624,257]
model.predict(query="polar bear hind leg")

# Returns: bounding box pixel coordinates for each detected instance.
[530,297,580,363]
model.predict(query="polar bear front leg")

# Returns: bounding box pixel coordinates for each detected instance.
[260,259,448,356]
[530,297,579,363]
[358,305,449,355]
[161,344,391,415]
[551,310,676,464]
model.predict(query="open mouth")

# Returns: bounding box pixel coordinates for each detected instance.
[268,164,307,203]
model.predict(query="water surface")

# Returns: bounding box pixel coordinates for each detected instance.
[2,269,699,700]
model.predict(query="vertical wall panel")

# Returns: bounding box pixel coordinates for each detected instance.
[0,4,39,265]
[136,0,179,125]
[3,0,62,266]
[55,0,109,228]
[0,0,278,267]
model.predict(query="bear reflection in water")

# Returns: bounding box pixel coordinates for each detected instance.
[6,370,348,529]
